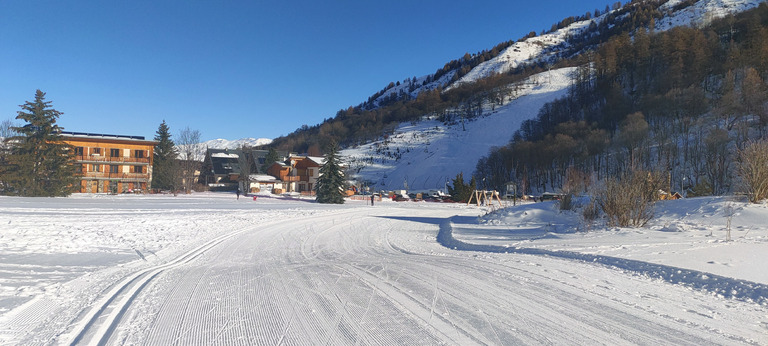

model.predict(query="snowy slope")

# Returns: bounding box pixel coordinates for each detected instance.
[453,18,596,87]
[343,67,575,191]
[372,0,766,106]
[656,0,766,31]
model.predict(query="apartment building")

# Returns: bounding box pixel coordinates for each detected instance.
[61,132,158,193]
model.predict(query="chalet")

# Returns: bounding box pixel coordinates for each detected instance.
[266,155,325,194]
[199,149,242,189]
[658,190,684,200]
[61,132,158,193]
[199,148,289,191]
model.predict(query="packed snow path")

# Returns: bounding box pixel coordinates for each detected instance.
[0,195,765,344]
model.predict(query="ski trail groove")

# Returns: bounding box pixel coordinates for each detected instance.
[63,226,254,345]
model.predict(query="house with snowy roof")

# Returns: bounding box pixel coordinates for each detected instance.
[266,154,325,194]
[199,148,242,189]
[200,148,291,191]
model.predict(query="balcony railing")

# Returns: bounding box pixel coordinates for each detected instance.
[75,155,150,164]
[79,172,150,181]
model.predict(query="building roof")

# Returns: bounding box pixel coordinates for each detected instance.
[249,174,277,182]
[206,149,242,176]
[60,131,158,145]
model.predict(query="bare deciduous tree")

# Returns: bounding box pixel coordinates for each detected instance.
[237,145,256,194]
[560,166,591,211]
[736,140,768,203]
[0,119,18,139]
[176,127,203,193]
[703,128,731,195]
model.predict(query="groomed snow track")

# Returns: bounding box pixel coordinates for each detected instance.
[3,202,766,345]
[62,222,269,345]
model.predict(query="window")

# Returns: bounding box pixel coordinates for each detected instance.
[109,165,119,173]
[110,148,120,157]
[91,164,101,172]
[74,147,84,156]
[134,150,144,158]
[92,148,101,155]
[133,166,144,174]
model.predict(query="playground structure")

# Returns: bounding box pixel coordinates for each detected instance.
[467,190,503,208]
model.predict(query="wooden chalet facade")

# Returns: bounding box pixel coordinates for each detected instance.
[266,155,324,193]
[62,132,158,193]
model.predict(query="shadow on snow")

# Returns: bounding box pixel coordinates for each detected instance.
[438,216,768,306]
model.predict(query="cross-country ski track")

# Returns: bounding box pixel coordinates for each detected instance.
[1,196,766,345]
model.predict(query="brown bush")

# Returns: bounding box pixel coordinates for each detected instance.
[737,140,768,203]
[598,170,665,227]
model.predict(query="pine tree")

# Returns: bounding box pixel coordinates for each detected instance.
[447,172,476,202]
[152,120,179,191]
[0,90,78,196]
[261,147,279,173]
[314,141,345,204]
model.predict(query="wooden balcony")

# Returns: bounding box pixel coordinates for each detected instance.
[80,172,150,181]
[76,155,150,165]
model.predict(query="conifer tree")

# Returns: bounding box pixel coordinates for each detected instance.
[314,141,345,204]
[152,120,179,191]
[1,90,78,196]
[261,147,279,173]
[448,172,476,202]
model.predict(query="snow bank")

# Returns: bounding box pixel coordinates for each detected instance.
[443,196,768,303]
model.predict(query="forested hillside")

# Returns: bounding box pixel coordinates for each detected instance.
[477,3,768,196]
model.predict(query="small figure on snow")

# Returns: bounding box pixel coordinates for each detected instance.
[371,194,375,206]
[236,188,241,200]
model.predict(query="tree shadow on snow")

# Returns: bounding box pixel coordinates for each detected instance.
[376,215,447,226]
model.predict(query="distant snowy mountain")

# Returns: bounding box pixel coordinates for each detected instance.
[178,137,272,161]
[202,137,272,150]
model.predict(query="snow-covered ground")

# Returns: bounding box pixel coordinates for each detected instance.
[0,193,766,344]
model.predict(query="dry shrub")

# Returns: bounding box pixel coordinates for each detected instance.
[598,169,664,227]
[560,167,591,211]
[737,140,768,203]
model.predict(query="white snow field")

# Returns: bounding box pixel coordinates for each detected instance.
[0,193,767,345]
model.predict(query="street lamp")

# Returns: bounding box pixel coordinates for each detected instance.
[681,176,687,198]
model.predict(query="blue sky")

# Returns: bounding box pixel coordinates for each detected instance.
[1,1,613,142]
